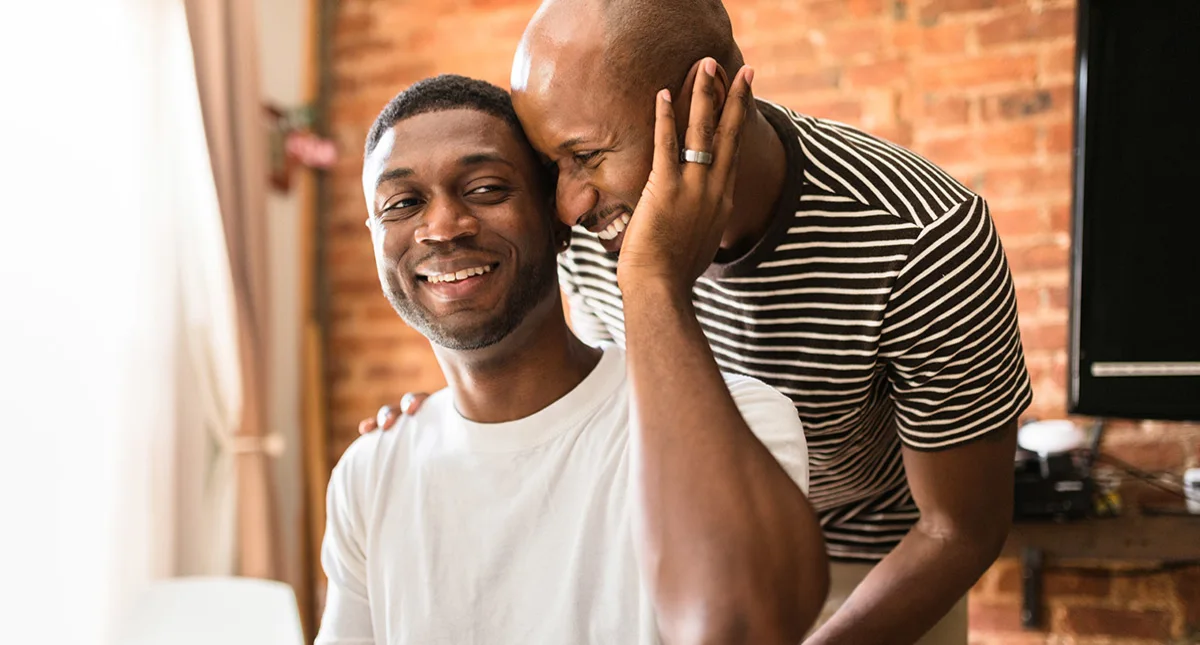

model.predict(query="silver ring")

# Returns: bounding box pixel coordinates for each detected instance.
[376,405,394,427]
[682,149,713,165]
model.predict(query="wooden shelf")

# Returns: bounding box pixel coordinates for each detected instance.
[1003,513,1200,561]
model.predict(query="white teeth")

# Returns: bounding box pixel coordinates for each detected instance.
[426,264,492,284]
[597,213,631,240]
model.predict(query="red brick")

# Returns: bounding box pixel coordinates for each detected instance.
[921,135,976,166]
[1059,606,1174,640]
[982,89,1055,121]
[922,23,970,55]
[1025,243,1070,272]
[979,124,1038,158]
[756,68,841,94]
[746,39,819,66]
[922,93,971,125]
[1043,571,1112,598]
[977,8,1077,48]
[916,54,1038,90]
[1019,318,1068,352]
[1015,284,1043,311]
[993,559,1022,594]
[919,0,1023,25]
[1104,439,1187,471]
[803,99,864,123]
[1046,284,1069,310]
[844,59,909,88]
[1174,566,1200,631]
[822,24,888,59]
[981,166,1045,199]
[968,600,1025,633]
[848,0,889,19]
[1042,43,1078,78]
[992,206,1045,238]
[1044,121,1074,155]
[808,0,848,24]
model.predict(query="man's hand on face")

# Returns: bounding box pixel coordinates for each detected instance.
[357,392,429,434]
[615,58,754,297]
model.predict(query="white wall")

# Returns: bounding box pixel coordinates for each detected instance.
[254,0,310,602]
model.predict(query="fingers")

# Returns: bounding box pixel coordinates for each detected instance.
[683,58,720,181]
[650,88,679,182]
[710,65,753,192]
[401,392,429,415]
[359,393,429,435]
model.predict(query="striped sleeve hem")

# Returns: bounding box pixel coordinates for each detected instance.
[880,196,1033,450]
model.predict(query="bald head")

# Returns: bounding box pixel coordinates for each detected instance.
[513,0,742,98]
[510,0,753,245]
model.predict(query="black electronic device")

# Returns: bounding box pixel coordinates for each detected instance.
[1013,421,1105,522]
[1013,449,1095,521]
[1068,0,1200,421]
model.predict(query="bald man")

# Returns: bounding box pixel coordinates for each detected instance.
[366,2,1033,644]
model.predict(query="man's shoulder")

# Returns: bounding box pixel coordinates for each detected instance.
[762,98,980,227]
[332,388,455,486]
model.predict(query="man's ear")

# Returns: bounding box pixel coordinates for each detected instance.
[673,58,730,137]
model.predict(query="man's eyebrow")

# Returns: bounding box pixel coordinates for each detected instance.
[374,167,412,189]
[460,153,516,169]
[556,137,587,152]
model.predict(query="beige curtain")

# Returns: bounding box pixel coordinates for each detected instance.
[183,0,282,581]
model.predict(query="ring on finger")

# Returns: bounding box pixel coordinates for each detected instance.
[377,404,394,427]
[681,149,714,165]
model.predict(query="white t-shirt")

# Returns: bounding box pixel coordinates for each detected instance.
[317,346,808,645]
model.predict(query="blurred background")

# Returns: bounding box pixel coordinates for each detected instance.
[1,1,1197,644]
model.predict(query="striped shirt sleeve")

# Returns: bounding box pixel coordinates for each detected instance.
[878,196,1033,450]
[558,253,616,346]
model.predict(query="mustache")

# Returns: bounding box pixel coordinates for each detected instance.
[578,204,631,230]
[403,241,487,269]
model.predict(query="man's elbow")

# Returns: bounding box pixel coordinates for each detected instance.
[662,572,830,645]
[976,510,1012,564]
[946,506,1012,572]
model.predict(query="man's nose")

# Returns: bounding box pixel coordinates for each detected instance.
[415,196,479,244]
[555,171,600,227]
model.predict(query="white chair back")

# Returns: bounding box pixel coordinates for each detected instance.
[115,577,304,645]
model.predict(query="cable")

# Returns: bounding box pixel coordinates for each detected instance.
[1093,453,1190,501]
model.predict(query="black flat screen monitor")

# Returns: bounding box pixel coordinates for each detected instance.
[1069,0,1200,420]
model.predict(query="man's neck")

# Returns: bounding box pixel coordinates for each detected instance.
[434,303,603,424]
[717,105,787,260]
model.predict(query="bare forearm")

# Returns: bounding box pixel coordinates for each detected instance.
[623,283,826,645]
[806,522,1005,645]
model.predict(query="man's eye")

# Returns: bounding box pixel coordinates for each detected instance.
[468,185,513,203]
[382,198,421,214]
[573,151,602,167]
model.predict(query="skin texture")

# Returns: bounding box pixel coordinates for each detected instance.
[364,1,1021,641]
[364,109,599,424]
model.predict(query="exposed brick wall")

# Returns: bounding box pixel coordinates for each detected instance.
[322,1,1199,641]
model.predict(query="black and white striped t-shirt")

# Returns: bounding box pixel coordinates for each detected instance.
[558,99,1033,561]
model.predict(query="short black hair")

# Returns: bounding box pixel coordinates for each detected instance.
[364,74,525,159]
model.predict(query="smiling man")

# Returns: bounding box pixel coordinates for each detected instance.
[369,1,1033,644]
[317,74,828,645]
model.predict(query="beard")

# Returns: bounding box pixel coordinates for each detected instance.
[380,245,558,351]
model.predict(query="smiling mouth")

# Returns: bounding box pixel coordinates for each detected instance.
[592,212,631,241]
[420,263,497,284]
